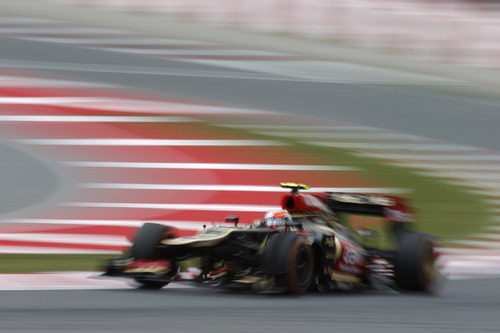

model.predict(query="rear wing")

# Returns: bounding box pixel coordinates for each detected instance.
[279,183,414,223]
[324,192,414,222]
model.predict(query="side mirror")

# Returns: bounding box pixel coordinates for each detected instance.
[225,216,239,226]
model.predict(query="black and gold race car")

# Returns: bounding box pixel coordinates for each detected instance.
[103,183,440,295]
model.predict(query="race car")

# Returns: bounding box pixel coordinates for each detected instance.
[103,183,440,295]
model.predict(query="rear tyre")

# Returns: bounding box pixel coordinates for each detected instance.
[394,231,439,292]
[130,223,175,289]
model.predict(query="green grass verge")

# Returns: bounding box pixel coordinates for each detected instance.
[0,254,115,273]
[295,142,492,240]
[0,122,492,273]
[214,122,493,240]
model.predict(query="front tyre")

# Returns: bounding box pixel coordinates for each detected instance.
[131,223,172,259]
[262,233,314,295]
[286,238,315,295]
[130,223,175,289]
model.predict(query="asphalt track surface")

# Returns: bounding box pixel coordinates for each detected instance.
[2,30,500,332]
[1,278,500,333]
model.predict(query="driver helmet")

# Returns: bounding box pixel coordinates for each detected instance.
[264,209,292,228]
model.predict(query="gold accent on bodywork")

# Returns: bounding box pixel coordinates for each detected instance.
[233,276,261,284]
[124,266,169,274]
[331,272,361,283]
[161,229,234,247]
[258,234,270,255]
[334,237,342,261]
[252,277,274,291]
[112,258,134,267]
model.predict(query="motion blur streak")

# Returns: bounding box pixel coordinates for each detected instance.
[52,0,500,68]
[0,2,500,332]
[0,0,499,286]
[0,68,373,255]
[0,115,195,122]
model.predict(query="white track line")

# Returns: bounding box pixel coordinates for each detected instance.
[0,27,125,34]
[450,240,500,248]
[0,246,120,254]
[0,17,61,24]
[78,183,408,193]
[393,162,500,172]
[0,97,258,114]
[421,172,500,182]
[103,48,286,56]
[467,189,500,197]
[63,161,356,171]
[439,180,500,190]
[438,247,500,254]
[437,247,500,255]
[419,178,500,190]
[442,260,500,268]
[444,178,500,185]
[218,124,377,131]
[61,202,281,212]
[0,76,113,88]
[17,139,285,146]
[4,219,211,230]
[0,96,278,115]
[313,142,479,152]
[20,37,216,45]
[0,233,130,246]
[256,131,426,140]
[359,153,500,161]
[470,233,500,240]
[0,97,117,105]
[0,115,195,122]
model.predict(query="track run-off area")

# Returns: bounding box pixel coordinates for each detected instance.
[0,9,500,289]
[0,68,392,256]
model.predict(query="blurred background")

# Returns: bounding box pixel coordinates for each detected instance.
[56,0,500,67]
[0,1,500,331]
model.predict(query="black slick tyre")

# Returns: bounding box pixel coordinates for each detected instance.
[394,231,438,292]
[262,233,314,295]
[286,237,314,295]
[130,223,174,289]
[131,223,171,260]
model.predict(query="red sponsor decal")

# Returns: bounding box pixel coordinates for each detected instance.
[334,240,365,276]
[208,266,227,277]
